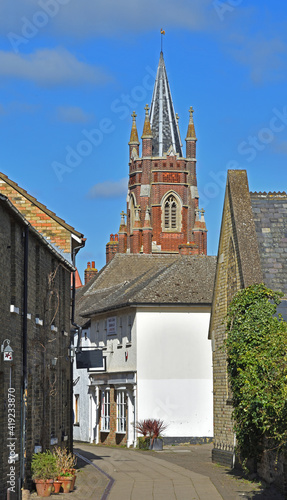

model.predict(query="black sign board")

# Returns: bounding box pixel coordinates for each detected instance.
[76,349,104,370]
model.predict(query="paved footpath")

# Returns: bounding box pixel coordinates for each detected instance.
[74,443,223,500]
[31,442,285,500]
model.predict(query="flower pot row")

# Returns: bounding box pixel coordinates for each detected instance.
[34,474,77,496]
[32,447,77,497]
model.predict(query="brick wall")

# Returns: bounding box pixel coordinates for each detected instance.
[210,186,244,466]
[0,201,73,498]
[0,178,72,254]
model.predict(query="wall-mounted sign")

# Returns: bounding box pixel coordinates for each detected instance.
[107,317,117,336]
[76,349,105,370]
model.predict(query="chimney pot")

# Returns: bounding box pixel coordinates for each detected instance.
[92,261,95,268]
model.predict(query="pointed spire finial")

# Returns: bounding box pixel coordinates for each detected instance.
[129,111,140,145]
[186,106,196,140]
[160,28,165,52]
[142,104,153,139]
[120,211,126,226]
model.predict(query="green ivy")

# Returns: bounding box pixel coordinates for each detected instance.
[225,283,287,468]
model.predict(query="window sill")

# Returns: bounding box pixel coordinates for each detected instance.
[116,431,126,435]
[100,430,110,433]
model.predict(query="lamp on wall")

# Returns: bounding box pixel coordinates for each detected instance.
[1,339,13,361]
[51,357,58,367]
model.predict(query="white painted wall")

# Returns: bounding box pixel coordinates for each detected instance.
[136,308,213,438]
[73,329,92,442]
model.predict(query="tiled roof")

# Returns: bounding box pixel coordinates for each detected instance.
[250,191,287,319]
[0,171,83,238]
[75,254,216,322]
[149,52,183,157]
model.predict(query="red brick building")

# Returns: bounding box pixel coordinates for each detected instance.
[106,52,207,263]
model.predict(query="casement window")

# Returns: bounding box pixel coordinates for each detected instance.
[101,390,110,431]
[116,391,126,433]
[162,193,181,231]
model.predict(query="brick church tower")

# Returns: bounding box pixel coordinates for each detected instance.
[106,51,207,263]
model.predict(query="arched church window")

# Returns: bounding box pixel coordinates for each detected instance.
[164,195,178,230]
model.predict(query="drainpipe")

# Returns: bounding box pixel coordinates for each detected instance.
[20,225,29,496]
[70,244,84,452]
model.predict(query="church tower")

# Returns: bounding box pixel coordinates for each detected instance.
[106,51,207,263]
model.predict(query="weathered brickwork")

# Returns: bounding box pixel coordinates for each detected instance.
[0,172,83,257]
[0,197,73,498]
[210,170,263,467]
[210,184,243,466]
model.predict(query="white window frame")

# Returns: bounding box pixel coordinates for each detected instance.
[116,390,126,434]
[101,389,110,432]
[74,394,79,425]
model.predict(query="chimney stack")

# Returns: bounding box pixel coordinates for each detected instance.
[84,261,98,285]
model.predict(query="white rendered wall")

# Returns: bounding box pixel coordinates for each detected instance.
[73,329,91,442]
[136,308,213,438]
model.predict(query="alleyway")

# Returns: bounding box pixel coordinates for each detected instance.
[29,443,285,500]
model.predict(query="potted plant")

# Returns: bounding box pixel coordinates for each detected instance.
[31,451,58,497]
[53,446,77,493]
[135,419,167,451]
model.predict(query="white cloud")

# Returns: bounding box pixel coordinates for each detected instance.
[1,0,213,38]
[0,48,111,87]
[227,34,287,84]
[87,178,128,199]
[56,106,93,124]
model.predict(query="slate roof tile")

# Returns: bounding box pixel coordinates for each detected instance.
[75,254,216,323]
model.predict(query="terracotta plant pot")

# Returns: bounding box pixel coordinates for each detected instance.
[59,476,72,493]
[53,480,62,494]
[70,474,76,491]
[34,479,54,497]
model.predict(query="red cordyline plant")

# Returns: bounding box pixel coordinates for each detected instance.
[135,419,167,446]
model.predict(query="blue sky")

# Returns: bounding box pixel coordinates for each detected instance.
[1,0,287,279]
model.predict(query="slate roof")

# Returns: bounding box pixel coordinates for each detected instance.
[250,191,287,320]
[149,52,183,157]
[75,254,216,324]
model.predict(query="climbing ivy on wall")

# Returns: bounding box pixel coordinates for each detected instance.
[225,283,287,467]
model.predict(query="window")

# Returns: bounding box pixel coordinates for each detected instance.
[163,194,180,230]
[117,391,126,433]
[74,394,79,425]
[101,390,110,431]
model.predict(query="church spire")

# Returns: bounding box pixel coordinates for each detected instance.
[142,104,153,138]
[129,111,140,145]
[186,106,197,140]
[149,52,183,157]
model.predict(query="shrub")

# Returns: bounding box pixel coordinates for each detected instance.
[225,283,287,469]
[31,451,58,480]
[135,419,167,447]
[53,447,77,476]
